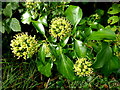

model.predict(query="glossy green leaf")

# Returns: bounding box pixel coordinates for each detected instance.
[11,2,19,10]
[95,9,104,16]
[108,16,119,25]
[38,15,48,27]
[93,42,112,69]
[56,53,75,81]
[113,44,118,52]
[111,25,118,31]
[36,60,51,77]
[88,29,116,40]
[75,30,81,39]
[79,19,86,25]
[38,44,46,64]
[1,25,5,33]
[5,19,12,33]
[2,26,5,34]
[60,37,69,47]
[97,24,104,30]
[48,36,57,43]
[0,4,1,15]
[40,62,52,77]
[56,46,61,56]
[32,21,45,35]
[102,56,120,75]
[3,3,12,17]
[88,21,98,29]
[0,22,5,33]
[84,27,92,36]
[21,11,31,24]
[74,39,86,58]
[49,44,58,60]
[10,18,21,32]
[107,4,120,14]
[65,5,83,27]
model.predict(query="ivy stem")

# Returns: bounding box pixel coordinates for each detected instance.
[43,34,49,42]
[89,75,99,85]
[45,78,50,88]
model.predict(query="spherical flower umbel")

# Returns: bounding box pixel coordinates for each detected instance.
[74,58,93,77]
[25,2,38,9]
[10,32,39,60]
[49,17,72,39]
[25,0,41,9]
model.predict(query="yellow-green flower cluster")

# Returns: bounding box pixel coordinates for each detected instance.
[74,58,93,77]
[43,43,50,55]
[10,32,39,60]
[49,17,72,39]
[25,2,38,9]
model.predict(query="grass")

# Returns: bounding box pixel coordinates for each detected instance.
[1,56,120,89]
[2,58,40,89]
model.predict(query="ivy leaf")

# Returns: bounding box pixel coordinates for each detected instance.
[1,25,5,33]
[10,18,21,32]
[79,19,86,25]
[49,44,58,60]
[107,4,120,14]
[95,9,104,16]
[0,2,1,15]
[74,39,86,58]
[38,15,48,27]
[36,60,52,77]
[21,11,31,24]
[38,44,46,64]
[0,26,5,33]
[0,22,5,33]
[3,19,11,33]
[3,3,12,17]
[102,56,120,76]
[93,42,112,69]
[32,21,45,35]
[84,27,92,36]
[88,29,116,40]
[56,53,76,81]
[11,2,19,10]
[108,16,119,25]
[65,5,83,27]
[60,37,69,47]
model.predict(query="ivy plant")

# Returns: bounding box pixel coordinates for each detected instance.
[6,2,120,81]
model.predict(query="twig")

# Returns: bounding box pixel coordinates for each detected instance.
[45,78,50,88]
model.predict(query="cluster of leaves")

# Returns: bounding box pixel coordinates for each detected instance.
[32,3,120,80]
[1,2,21,33]
[1,2,120,89]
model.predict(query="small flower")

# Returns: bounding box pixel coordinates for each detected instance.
[25,1,41,9]
[49,17,72,39]
[74,58,93,77]
[10,32,39,60]
[43,43,50,55]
